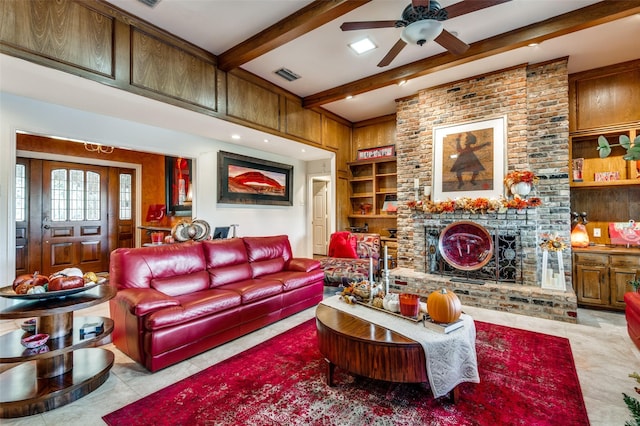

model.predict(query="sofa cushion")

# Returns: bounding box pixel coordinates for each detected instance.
[110,242,207,290]
[328,231,358,259]
[202,238,248,268]
[288,258,321,272]
[151,270,210,297]
[208,263,253,288]
[251,257,285,278]
[219,278,283,304]
[243,235,292,264]
[145,289,241,330]
[260,269,325,291]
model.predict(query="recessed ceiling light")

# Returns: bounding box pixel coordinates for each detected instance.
[528,42,539,47]
[346,95,353,100]
[398,80,407,86]
[231,134,241,140]
[301,148,306,153]
[264,139,269,143]
[349,38,376,55]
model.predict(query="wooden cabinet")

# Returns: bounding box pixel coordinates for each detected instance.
[347,158,397,238]
[573,248,640,311]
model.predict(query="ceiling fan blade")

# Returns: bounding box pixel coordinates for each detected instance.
[443,0,512,20]
[377,39,407,67]
[340,21,397,31]
[411,0,430,8]
[435,29,470,55]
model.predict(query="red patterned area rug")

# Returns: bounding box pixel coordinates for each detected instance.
[103,318,589,426]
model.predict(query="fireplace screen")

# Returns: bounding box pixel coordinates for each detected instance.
[425,226,522,284]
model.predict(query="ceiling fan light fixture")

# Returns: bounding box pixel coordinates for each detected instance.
[401,20,444,46]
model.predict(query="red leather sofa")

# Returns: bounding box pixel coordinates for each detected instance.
[625,291,640,351]
[108,235,324,372]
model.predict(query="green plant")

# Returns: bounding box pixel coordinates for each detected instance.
[597,135,640,160]
[630,279,640,292]
[623,372,640,426]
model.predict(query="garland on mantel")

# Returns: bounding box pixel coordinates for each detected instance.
[407,196,542,214]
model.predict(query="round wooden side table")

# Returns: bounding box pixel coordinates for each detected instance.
[0,283,116,418]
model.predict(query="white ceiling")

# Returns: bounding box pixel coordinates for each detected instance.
[1,0,639,161]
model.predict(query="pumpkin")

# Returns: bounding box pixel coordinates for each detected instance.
[427,288,462,324]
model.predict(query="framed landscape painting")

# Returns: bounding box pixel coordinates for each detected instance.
[217,151,293,206]
[432,116,506,201]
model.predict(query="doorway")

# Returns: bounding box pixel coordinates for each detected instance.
[312,179,329,256]
[15,158,136,276]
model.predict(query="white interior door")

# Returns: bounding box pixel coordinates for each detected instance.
[312,180,328,255]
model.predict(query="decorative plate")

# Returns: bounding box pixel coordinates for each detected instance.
[0,280,103,300]
[438,221,493,271]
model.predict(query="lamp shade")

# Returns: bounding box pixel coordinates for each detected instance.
[401,20,444,46]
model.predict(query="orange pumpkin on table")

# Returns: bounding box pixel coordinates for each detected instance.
[427,288,462,324]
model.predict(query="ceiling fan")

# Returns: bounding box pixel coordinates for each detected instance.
[341,0,511,67]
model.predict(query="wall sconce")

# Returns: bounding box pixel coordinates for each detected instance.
[84,142,114,154]
[570,211,590,248]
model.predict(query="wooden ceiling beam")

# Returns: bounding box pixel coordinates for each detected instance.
[217,0,371,72]
[303,0,640,109]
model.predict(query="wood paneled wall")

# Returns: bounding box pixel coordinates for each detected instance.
[569,59,640,133]
[0,0,402,234]
[0,0,352,154]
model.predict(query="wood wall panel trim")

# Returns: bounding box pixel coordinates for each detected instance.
[226,72,280,131]
[569,59,640,132]
[322,117,350,150]
[285,98,322,144]
[130,28,217,111]
[0,0,115,78]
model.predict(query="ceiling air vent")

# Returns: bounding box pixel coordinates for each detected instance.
[274,68,301,82]
[137,0,161,7]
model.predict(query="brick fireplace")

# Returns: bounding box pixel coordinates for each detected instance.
[388,58,578,322]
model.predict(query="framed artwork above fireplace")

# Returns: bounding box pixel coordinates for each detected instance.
[433,116,506,201]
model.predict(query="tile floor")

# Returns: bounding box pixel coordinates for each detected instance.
[1,287,638,425]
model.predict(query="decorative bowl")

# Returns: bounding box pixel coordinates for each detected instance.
[21,333,49,349]
[21,318,36,333]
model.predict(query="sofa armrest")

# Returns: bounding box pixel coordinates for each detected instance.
[113,288,180,316]
[288,258,321,272]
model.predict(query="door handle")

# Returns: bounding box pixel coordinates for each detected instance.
[43,224,50,229]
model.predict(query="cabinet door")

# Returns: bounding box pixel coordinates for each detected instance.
[609,255,640,309]
[575,263,609,306]
[573,253,609,307]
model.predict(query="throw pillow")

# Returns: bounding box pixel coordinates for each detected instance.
[328,231,358,259]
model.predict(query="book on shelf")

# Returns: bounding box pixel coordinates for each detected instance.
[422,315,464,334]
[80,321,104,339]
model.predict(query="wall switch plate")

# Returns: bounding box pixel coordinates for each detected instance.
[593,228,601,237]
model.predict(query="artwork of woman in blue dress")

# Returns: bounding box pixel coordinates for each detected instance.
[449,132,491,189]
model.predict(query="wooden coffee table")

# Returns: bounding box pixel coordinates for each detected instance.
[315,303,459,402]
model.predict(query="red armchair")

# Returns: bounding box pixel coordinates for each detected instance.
[625,291,640,351]
[319,232,380,285]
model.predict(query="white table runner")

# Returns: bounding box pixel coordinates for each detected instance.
[319,295,480,398]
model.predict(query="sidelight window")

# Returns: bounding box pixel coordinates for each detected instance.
[119,173,132,220]
[15,164,26,222]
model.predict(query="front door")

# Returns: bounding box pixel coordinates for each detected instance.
[41,161,110,275]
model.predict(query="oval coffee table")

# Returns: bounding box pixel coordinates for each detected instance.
[315,303,459,402]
